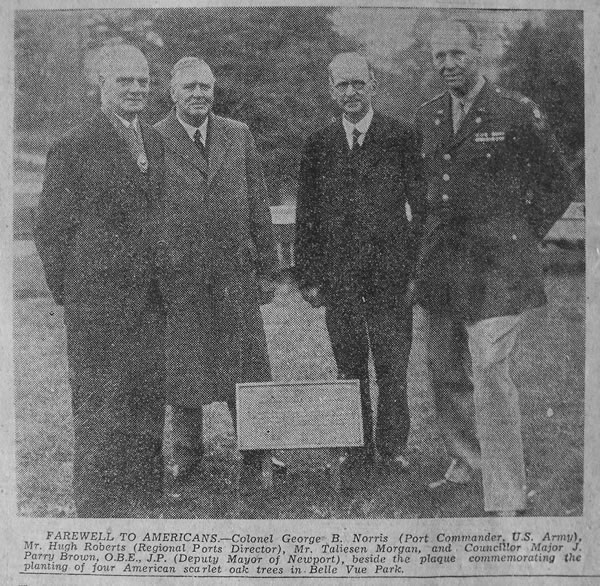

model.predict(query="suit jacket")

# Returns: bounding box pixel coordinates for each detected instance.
[154,110,276,406]
[294,111,426,299]
[413,80,575,320]
[34,111,165,369]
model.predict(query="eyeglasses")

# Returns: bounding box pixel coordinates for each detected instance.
[334,80,368,92]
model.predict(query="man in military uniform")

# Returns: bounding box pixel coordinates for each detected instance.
[413,21,574,515]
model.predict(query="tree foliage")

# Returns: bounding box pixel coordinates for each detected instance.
[152,8,356,197]
[498,12,584,161]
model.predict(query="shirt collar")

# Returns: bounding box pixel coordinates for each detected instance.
[103,107,141,135]
[342,107,374,137]
[177,113,209,144]
[450,75,486,112]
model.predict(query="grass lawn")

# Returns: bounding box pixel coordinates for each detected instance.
[14,249,584,518]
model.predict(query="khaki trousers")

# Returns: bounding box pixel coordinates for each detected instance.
[425,310,527,512]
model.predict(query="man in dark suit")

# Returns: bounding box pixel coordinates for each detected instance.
[34,45,166,517]
[155,58,281,484]
[295,52,425,474]
[413,21,574,515]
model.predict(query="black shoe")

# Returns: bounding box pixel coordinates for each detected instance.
[340,447,375,491]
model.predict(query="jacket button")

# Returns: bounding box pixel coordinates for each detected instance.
[443,153,451,160]
[486,153,491,158]
[442,173,450,181]
[442,194,450,202]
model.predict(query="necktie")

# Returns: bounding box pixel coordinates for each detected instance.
[125,122,148,173]
[194,128,206,158]
[454,101,466,134]
[352,128,363,150]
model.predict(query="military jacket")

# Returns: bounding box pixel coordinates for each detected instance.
[413,80,574,320]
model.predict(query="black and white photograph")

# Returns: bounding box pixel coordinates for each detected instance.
[3,0,597,582]
[12,3,586,518]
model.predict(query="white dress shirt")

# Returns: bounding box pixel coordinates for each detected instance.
[177,113,208,147]
[342,107,374,149]
[112,112,142,137]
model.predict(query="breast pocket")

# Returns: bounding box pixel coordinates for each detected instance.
[463,137,507,175]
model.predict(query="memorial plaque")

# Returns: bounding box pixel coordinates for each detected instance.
[236,380,363,450]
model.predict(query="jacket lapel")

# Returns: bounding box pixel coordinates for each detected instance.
[207,113,234,188]
[439,93,454,150]
[84,112,153,215]
[421,96,452,155]
[161,110,208,176]
[95,111,156,195]
[327,119,349,159]
[93,111,138,178]
[356,112,388,173]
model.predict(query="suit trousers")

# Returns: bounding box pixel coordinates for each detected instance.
[172,401,238,450]
[70,301,166,518]
[171,401,262,466]
[325,288,413,459]
[424,310,527,512]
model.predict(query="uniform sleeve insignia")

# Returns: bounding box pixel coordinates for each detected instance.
[494,85,550,130]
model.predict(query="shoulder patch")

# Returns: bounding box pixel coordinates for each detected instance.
[493,85,547,126]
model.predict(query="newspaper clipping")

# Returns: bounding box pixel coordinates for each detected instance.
[2,0,598,584]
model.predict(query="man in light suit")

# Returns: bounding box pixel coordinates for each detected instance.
[35,44,166,517]
[155,58,281,484]
[295,53,425,477]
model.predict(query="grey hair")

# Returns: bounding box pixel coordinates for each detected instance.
[170,57,215,88]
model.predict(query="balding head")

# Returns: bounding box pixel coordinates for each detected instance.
[96,44,150,120]
[328,52,373,84]
[328,52,376,124]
